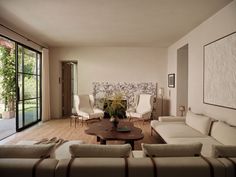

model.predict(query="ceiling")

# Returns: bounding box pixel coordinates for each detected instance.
[0,0,232,47]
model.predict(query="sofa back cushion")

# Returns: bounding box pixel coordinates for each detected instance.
[70,144,131,158]
[136,94,153,113]
[211,121,236,145]
[185,111,212,135]
[142,143,202,157]
[0,144,55,158]
[212,145,236,157]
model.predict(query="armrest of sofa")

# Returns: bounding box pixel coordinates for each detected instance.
[159,116,186,122]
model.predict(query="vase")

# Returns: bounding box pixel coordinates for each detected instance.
[110,117,119,129]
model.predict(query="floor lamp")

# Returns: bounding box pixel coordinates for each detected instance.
[158,88,164,116]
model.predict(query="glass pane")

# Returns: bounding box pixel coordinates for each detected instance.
[24,75,37,99]
[18,74,23,100]
[18,45,23,72]
[37,53,40,75]
[38,99,40,120]
[25,99,37,125]
[24,48,36,74]
[18,101,23,128]
[37,76,40,97]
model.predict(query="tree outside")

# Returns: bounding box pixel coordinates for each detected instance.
[0,38,15,118]
[0,37,37,119]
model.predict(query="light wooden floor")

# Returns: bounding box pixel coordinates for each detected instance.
[3,118,162,150]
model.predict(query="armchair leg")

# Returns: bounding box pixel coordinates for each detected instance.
[81,119,84,127]
[143,119,145,125]
[70,117,72,127]
[70,115,78,128]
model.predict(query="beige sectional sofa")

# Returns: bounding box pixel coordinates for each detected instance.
[0,141,236,177]
[151,111,236,157]
[0,156,236,177]
[1,111,236,177]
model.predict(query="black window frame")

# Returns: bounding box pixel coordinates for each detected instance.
[0,33,42,132]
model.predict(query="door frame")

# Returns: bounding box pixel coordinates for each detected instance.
[16,43,42,132]
[61,61,78,117]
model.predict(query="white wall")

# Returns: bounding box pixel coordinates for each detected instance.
[176,45,188,116]
[49,47,167,118]
[167,1,236,125]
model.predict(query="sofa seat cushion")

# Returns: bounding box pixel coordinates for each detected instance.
[152,121,206,139]
[142,143,202,157]
[132,150,144,158]
[165,137,222,157]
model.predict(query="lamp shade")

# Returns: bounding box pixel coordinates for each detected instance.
[158,88,164,96]
[179,105,185,111]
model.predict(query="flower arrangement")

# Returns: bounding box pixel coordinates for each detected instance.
[104,92,126,119]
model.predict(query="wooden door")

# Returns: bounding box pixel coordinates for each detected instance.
[62,62,72,116]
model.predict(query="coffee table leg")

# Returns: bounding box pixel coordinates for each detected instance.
[100,139,106,145]
[97,136,100,142]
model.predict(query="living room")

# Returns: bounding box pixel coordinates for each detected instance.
[0,0,236,177]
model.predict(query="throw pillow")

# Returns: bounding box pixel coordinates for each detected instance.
[185,111,212,135]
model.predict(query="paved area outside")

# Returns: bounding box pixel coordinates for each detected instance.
[0,118,16,140]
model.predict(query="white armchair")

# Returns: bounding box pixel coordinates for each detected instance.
[73,94,104,126]
[126,94,154,123]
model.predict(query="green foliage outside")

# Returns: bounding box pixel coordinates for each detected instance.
[0,45,38,114]
[0,46,16,111]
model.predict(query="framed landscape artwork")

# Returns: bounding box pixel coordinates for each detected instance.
[168,73,175,88]
[203,32,236,110]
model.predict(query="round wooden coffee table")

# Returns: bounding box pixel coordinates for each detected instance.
[85,119,144,150]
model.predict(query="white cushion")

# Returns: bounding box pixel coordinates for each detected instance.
[78,108,103,119]
[17,140,84,160]
[0,144,55,158]
[212,145,236,157]
[128,112,143,118]
[136,94,152,113]
[70,144,132,158]
[79,95,94,114]
[155,122,206,139]
[165,137,222,157]
[132,150,144,158]
[142,143,202,157]
[211,121,236,145]
[186,111,212,135]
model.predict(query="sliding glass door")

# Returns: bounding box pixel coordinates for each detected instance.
[16,44,41,131]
